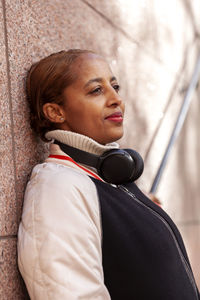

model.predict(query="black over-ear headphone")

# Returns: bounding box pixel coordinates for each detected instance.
[54,140,144,185]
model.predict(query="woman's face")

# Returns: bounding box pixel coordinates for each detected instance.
[60,53,125,145]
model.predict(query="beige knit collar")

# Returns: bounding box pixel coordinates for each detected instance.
[45,130,119,156]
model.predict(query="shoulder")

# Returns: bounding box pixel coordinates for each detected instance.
[22,162,101,235]
[29,161,95,190]
[27,162,101,210]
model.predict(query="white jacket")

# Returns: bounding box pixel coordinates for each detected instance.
[18,130,119,300]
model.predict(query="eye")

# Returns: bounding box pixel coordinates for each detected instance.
[89,86,103,95]
[112,84,120,93]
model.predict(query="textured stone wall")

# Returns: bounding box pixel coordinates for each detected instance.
[0,0,200,298]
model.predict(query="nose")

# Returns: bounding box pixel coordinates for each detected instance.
[107,88,123,107]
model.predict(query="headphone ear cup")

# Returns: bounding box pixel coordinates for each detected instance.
[97,149,136,184]
[124,149,144,181]
[97,149,144,184]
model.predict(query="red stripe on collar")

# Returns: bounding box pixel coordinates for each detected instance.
[48,154,103,181]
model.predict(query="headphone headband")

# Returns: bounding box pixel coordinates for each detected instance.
[54,140,144,184]
[54,140,99,167]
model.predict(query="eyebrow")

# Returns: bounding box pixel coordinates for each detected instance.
[84,76,117,88]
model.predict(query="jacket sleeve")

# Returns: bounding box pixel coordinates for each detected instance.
[18,163,111,300]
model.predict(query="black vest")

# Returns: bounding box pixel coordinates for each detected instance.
[91,178,199,300]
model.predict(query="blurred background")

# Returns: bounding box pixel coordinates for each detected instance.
[0,0,200,298]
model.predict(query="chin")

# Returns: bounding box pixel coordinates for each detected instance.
[103,131,124,144]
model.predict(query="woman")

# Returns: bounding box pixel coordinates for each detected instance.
[18,49,199,299]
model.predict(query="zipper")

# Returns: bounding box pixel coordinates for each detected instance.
[118,185,199,300]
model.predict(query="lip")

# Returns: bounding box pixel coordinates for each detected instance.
[105,111,123,122]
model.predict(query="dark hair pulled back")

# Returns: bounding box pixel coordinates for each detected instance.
[26,49,93,141]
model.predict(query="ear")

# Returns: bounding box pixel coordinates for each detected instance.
[43,103,65,124]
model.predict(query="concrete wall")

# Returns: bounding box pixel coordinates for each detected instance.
[0,0,200,298]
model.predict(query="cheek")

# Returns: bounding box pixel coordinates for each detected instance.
[65,99,104,127]
[81,103,104,121]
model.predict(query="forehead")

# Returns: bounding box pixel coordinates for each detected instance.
[72,53,113,82]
